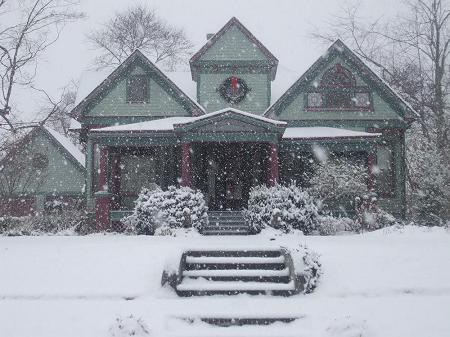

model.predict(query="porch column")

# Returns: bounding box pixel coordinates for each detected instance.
[268,143,279,186]
[181,143,192,187]
[367,151,375,192]
[110,152,121,209]
[94,146,111,231]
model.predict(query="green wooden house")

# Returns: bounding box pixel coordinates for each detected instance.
[0,126,86,215]
[72,17,415,229]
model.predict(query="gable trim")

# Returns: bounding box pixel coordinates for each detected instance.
[190,17,278,80]
[265,40,418,122]
[71,50,204,120]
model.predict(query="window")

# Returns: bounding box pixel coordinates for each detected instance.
[127,76,148,103]
[307,93,322,107]
[375,145,394,197]
[354,92,370,108]
[305,64,372,111]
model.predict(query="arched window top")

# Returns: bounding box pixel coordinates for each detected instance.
[320,63,356,88]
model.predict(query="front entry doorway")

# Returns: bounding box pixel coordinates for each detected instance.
[192,143,268,211]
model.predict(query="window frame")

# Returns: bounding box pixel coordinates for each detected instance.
[305,87,373,112]
[126,75,149,104]
[374,144,396,198]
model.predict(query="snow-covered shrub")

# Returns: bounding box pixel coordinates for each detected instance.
[0,211,93,236]
[309,157,368,210]
[353,198,400,232]
[291,245,322,294]
[244,183,321,234]
[123,186,208,235]
[407,129,450,225]
[316,215,355,235]
[109,315,150,337]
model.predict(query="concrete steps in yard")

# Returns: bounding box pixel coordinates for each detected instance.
[201,211,250,235]
[173,248,299,296]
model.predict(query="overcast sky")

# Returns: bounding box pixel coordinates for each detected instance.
[11,0,402,120]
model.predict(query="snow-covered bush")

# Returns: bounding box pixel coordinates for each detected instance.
[109,315,150,337]
[309,157,368,209]
[316,215,355,235]
[244,183,321,234]
[0,211,93,236]
[407,129,450,225]
[353,197,401,232]
[123,186,208,235]
[291,245,322,294]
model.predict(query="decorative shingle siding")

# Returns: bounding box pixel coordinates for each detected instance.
[276,58,401,122]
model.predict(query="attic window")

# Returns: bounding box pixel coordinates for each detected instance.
[127,75,148,103]
[306,64,372,111]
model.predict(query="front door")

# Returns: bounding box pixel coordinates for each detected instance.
[208,144,245,210]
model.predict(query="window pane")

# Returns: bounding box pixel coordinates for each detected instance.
[127,76,147,103]
[308,93,322,107]
[324,90,352,109]
[120,154,157,193]
[375,146,394,196]
[354,92,370,107]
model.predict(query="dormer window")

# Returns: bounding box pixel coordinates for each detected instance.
[306,64,372,111]
[127,75,148,103]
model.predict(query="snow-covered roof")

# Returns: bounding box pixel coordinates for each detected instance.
[44,127,85,167]
[93,108,286,133]
[177,108,287,126]
[282,127,380,140]
[92,117,195,132]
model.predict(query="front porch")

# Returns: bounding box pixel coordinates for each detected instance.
[85,108,381,230]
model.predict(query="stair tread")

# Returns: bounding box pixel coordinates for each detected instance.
[186,256,285,264]
[183,268,290,277]
[177,279,295,291]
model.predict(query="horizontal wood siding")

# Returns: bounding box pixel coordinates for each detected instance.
[86,65,191,118]
[201,25,267,61]
[199,73,269,113]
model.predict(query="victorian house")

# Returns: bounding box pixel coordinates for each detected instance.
[72,17,415,229]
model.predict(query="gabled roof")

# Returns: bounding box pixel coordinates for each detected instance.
[71,50,204,119]
[265,39,418,122]
[0,126,85,172]
[91,108,286,133]
[190,17,279,80]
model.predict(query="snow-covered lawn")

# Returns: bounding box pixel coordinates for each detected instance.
[1,226,450,337]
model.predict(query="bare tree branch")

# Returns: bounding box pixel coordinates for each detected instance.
[87,5,193,71]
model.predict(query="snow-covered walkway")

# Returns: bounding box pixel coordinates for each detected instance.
[1,226,449,337]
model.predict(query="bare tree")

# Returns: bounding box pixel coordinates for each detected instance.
[311,0,450,150]
[87,5,193,71]
[0,0,84,132]
[34,81,77,136]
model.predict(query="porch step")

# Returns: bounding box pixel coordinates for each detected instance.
[201,211,250,235]
[173,248,299,296]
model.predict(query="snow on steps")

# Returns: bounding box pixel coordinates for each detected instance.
[176,316,299,327]
[171,248,300,296]
[200,211,251,236]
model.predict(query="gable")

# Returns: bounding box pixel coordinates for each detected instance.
[201,25,267,61]
[190,17,278,81]
[0,129,85,195]
[73,51,203,126]
[266,40,416,128]
[84,64,191,119]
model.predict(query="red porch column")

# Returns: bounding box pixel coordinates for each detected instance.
[268,143,279,186]
[110,153,121,210]
[367,151,375,192]
[95,146,111,231]
[181,143,192,187]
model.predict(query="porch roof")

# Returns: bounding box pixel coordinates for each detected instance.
[282,127,381,140]
[91,108,286,133]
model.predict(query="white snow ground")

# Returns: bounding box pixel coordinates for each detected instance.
[1,226,449,337]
